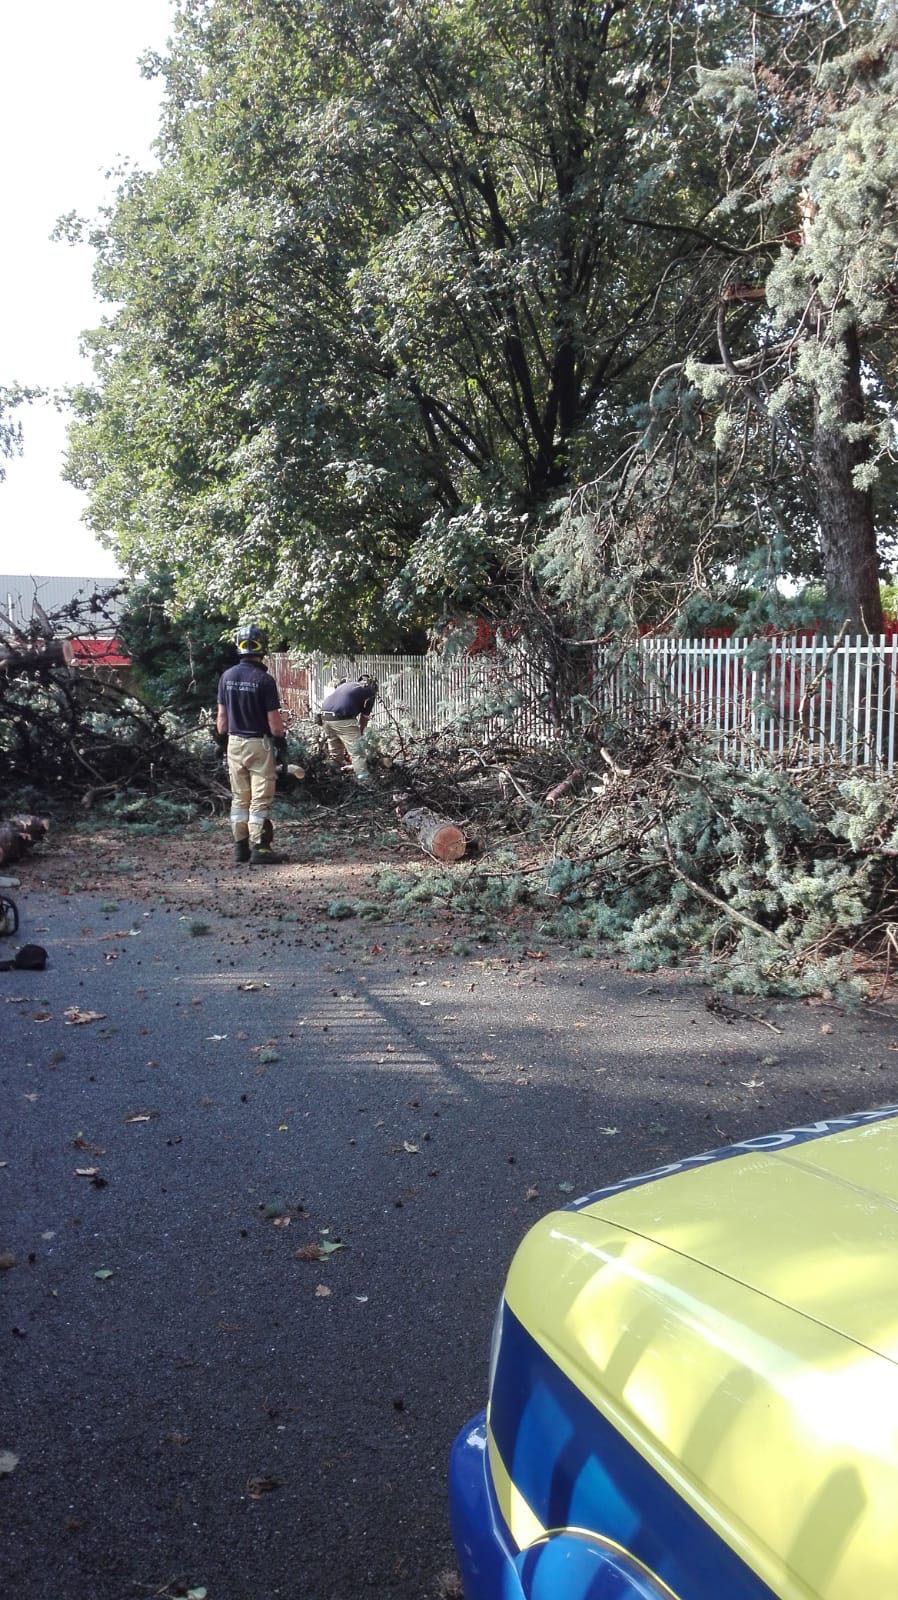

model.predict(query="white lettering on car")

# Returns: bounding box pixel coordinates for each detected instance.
[570,1105,898,1208]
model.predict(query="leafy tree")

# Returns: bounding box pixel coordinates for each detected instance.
[64,0,738,646]
[0,385,37,482]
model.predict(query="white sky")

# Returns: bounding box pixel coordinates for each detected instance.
[0,2,174,578]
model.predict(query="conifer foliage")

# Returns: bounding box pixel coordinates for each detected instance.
[374,716,898,999]
[549,3,898,638]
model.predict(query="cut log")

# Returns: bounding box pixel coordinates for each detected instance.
[0,815,50,867]
[400,806,466,863]
[545,768,584,806]
[0,639,74,675]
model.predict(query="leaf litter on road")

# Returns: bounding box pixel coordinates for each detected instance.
[72,1132,105,1154]
[246,1474,281,1497]
[75,1167,108,1188]
[63,1007,106,1026]
[294,1235,347,1262]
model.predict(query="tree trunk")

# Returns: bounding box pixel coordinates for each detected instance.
[813,322,883,633]
[400,807,467,862]
[0,639,74,675]
[0,816,49,867]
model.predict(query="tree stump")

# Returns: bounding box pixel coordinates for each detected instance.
[0,816,49,867]
[400,806,466,862]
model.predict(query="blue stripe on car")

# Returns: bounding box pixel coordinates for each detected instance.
[568,1104,898,1209]
[490,1304,779,1600]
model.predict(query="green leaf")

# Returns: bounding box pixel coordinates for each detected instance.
[94,1268,114,1280]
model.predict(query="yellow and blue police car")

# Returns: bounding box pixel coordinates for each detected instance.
[449,1106,898,1600]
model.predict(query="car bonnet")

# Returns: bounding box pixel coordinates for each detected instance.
[495,1109,898,1600]
[574,1107,898,1357]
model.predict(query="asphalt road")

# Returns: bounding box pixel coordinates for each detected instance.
[4,882,898,1600]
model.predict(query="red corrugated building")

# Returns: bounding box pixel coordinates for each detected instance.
[70,638,132,670]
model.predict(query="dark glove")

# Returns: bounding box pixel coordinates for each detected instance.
[212,728,228,753]
[274,735,288,774]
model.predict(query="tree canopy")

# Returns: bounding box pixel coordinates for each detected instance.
[0,385,36,483]
[65,0,898,645]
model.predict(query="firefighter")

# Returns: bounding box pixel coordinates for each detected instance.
[215,625,287,864]
[320,673,378,782]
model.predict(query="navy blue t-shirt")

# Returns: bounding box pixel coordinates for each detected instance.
[218,660,280,737]
[321,680,377,719]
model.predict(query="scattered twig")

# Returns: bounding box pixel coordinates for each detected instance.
[705,994,783,1033]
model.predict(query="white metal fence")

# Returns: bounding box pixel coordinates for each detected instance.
[272,634,898,773]
[270,648,561,745]
[596,633,898,772]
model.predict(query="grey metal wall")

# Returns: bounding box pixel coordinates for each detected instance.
[0,575,126,634]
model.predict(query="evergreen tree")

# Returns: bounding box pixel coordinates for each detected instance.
[119,571,238,712]
[552,0,898,637]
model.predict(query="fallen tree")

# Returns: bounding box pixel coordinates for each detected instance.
[0,589,226,813]
[0,640,74,674]
[356,703,898,1000]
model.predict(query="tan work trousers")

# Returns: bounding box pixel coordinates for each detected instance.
[227,735,277,843]
[323,718,369,780]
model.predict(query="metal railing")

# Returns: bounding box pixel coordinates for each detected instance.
[269,649,560,745]
[272,634,898,772]
[593,633,898,771]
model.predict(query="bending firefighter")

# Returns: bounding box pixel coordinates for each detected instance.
[320,674,378,783]
[216,625,287,864]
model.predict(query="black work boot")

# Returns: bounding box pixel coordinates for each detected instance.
[250,843,284,866]
[234,838,251,864]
